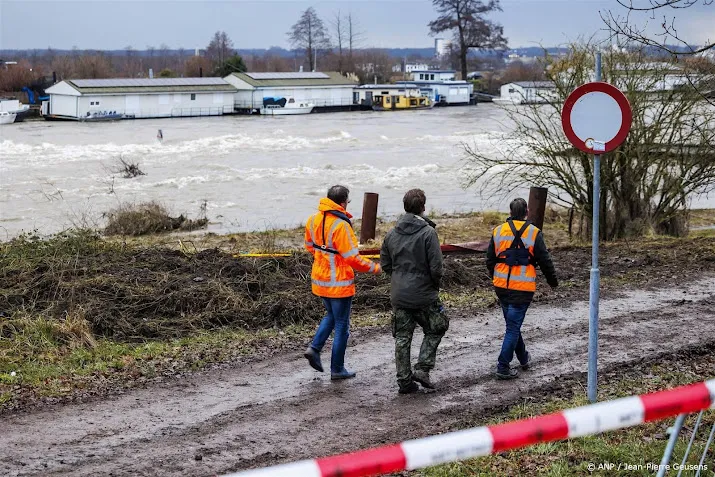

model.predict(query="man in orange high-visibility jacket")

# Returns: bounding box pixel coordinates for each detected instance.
[486,198,558,380]
[303,185,381,380]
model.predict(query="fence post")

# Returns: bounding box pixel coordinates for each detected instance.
[527,187,548,230]
[359,192,379,244]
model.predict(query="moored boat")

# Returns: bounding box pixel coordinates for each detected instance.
[371,94,433,111]
[259,97,314,115]
[0,111,17,124]
[0,98,31,122]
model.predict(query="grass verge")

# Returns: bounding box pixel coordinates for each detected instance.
[408,348,715,477]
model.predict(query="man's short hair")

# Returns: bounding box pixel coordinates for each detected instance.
[510,198,528,220]
[327,185,350,205]
[403,189,427,215]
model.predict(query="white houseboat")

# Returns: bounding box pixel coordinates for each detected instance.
[44,78,237,120]
[225,71,357,113]
[493,81,557,105]
[395,70,473,105]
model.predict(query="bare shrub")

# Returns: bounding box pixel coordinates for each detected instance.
[114,157,145,179]
[104,202,208,236]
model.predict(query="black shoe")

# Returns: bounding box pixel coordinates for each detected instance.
[399,381,419,394]
[495,368,519,380]
[519,352,531,370]
[412,370,435,389]
[304,347,323,372]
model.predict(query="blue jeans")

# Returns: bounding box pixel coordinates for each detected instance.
[310,297,353,373]
[497,302,530,371]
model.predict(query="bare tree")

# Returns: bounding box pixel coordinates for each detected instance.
[206,31,235,68]
[602,0,714,56]
[123,45,139,77]
[183,56,212,77]
[158,43,170,69]
[602,1,714,104]
[288,7,331,71]
[462,43,715,240]
[175,47,186,72]
[429,0,508,80]
[346,12,365,64]
[332,10,346,72]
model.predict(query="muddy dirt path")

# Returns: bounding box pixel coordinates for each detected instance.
[2,278,715,477]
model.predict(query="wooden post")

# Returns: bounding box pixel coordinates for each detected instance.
[359,192,379,244]
[528,187,548,230]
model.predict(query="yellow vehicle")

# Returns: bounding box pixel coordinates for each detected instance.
[372,94,433,111]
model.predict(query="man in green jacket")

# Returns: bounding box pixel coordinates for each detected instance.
[380,189,449,394]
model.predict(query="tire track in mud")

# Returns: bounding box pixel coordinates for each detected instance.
[2,278,715,477]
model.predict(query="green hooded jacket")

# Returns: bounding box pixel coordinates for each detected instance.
[380,213,443,309]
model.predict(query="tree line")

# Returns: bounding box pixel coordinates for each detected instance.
[1,0,510,92]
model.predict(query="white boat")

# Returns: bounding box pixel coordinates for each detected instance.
[0,98,31,121]
[0,111,17,124]
[260,97,314,116]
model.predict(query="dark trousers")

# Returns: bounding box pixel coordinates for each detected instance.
[497,301,530,371]
[393,301,448,388]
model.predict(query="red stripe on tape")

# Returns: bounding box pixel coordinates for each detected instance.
[641,382,712,422]
[489,413,569,453]
[317,444,407,477]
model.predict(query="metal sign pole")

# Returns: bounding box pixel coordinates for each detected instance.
[587,51,602,404]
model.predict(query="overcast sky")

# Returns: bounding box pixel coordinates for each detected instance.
[1,0,713,51]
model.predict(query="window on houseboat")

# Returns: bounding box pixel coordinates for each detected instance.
[190,94,196,100]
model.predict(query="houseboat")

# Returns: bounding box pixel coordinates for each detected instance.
[493,81,557,105]
[372,94,432,111]
[395,70,473,106]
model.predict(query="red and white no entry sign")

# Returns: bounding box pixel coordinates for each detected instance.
[561,82,632,154]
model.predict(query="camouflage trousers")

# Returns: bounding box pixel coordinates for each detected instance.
[392,301,449,388]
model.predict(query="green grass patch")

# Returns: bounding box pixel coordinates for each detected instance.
[409,356,715,477]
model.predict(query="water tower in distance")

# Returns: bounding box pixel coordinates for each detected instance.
[434,38,452,57]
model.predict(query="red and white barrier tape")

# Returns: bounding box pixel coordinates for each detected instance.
[223,379,715,477]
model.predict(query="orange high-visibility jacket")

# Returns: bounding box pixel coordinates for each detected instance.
[304,198,381,298]
[492,220,539,292]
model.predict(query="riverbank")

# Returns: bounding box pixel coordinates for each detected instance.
[1,209,714,414]
[2,260,714,476]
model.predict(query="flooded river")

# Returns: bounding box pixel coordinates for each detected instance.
[0,105,712,238]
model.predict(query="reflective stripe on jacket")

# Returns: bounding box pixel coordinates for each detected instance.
[492,220,539,292]
[305,198,381,298]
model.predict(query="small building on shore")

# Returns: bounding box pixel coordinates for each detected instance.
[410,70,457,82]
[44,78,237,120]
[224,72,358,112]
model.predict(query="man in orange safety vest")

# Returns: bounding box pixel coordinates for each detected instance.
[486,198,558,380]
[303,185,381,380]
